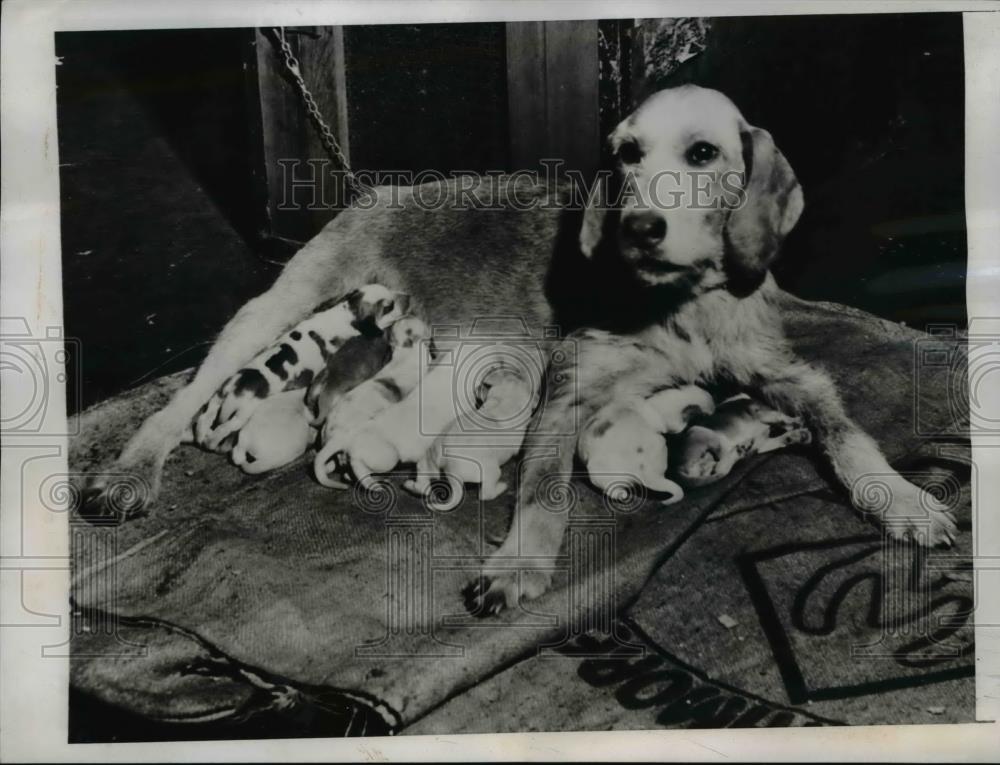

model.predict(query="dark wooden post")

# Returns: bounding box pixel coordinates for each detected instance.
[506,21,601,182]
[246,27,350,249]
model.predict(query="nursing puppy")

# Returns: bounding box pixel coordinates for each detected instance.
[578,383,714,504]
[192,284,407,452]
[671,393,812,488]
[303,331,394,424]
[341,359,460,490]
[229,390,315,475]
[404,366,537,510]
[313,317,432,488]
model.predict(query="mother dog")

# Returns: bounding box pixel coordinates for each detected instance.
[83,86,957,612]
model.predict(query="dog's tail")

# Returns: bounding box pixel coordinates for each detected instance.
[313,436,350,489]
[640,474,685,505]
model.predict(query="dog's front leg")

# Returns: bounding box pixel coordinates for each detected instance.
[464,337,589,614]
[82,235,363,518]
[463,438,573,615]
[751,357,957,546]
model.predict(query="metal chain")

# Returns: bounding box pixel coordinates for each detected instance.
[270,27,369,199]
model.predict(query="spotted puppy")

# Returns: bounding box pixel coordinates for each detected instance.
[671,393,811,487]
[223,322,393,474]
[192,284,407,452]
[404,366,538,510]
[578,385,714,504]
[313,317,432,488]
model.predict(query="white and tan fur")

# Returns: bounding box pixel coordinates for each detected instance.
[313,317,431,488]
[404,366,537,510]
[578,384,714,504]
[671,393,812,488]
[85,86,957,616]
[466,86,957,612]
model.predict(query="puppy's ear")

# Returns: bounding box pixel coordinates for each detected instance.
[579,172,608,258]
[724,126,803,296]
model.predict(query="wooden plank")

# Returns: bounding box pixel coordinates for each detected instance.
[505,20,600,179]
[299,26,350,232]
[240,29,272,243]
[544,20,599,182]
[253,27,350,246]
[506,21,548,172]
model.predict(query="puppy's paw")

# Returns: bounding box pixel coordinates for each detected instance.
[194,385,259,453]
[784,427,812,446]
[192,393,223,446]
[202,408,246,452]
[462,569,552,617]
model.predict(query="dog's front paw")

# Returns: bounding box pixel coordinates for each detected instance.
[462,569,552,617]
[881,481,958,548]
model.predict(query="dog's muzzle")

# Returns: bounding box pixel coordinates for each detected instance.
[622,211,666,249]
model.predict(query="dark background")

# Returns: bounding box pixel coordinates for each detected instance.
[56,13,966,413]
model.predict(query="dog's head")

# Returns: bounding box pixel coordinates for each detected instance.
[349,285,411,332]
[581,85,803,297]
[387,315,429,349]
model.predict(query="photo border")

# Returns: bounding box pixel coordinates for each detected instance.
[2,0,998,761]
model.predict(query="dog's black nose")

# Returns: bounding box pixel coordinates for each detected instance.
[622,212,667,248]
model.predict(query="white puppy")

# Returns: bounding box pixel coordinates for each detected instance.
[404,366,537,510]
[230,390,315,475]
[578,385,714,504]
[313,317,432,488]
[338,356,464,490]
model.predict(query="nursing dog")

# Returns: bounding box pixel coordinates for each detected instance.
[84,86,957,615]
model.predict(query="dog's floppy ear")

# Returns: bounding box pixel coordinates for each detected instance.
[724,126,803,296]
[579,172,608,258]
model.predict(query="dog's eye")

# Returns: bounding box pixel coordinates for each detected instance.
[685,141,719,166]
[381,300,395,315]
[617,140,642,165]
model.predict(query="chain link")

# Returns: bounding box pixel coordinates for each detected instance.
[270,27,369,199]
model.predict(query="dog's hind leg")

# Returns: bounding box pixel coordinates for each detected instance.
[753,357,957,547]
[82,224,375,518]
